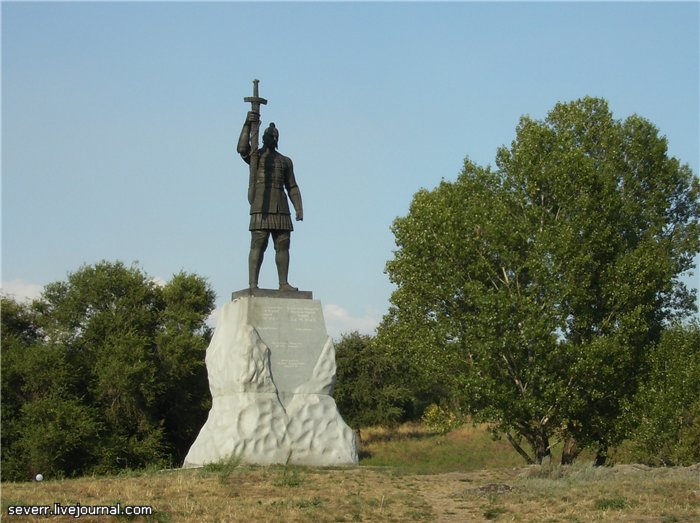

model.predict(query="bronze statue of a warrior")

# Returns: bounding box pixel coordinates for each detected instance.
[237,80,303,291]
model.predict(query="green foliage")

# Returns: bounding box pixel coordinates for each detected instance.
[421,404,464,434]
[334,332,415,427]
[201,453,242,484]
[381,97,700,464]
[1,261,215,481]
[273,464,304,488]
[12,395,102,479]
[483,506,508,520]
[1,298,101,480]
[156,272,215,462]
[594,496,628,511]
[627,322,700,465]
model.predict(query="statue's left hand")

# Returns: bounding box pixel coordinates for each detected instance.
[296,210,304,221]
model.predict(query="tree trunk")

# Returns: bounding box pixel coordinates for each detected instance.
[594,445,608,467]
[561,436,581,465]
[533,431,552,465]
[505,432,534,464]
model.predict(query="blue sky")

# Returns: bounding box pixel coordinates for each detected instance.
[2,1,699,337]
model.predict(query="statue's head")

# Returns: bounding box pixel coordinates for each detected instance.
[262,123,279,150]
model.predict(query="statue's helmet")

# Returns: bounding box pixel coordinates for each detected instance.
[263,123,279,143]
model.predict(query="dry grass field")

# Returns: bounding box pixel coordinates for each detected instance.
[2,424,698,522]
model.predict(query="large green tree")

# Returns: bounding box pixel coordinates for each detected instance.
[380,97,700,464]
[1,261,215,480]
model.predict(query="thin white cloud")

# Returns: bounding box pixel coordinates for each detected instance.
[323,303,380,339]
[0,279,44,303]
[151,276,168,288]
[206,305,222,329]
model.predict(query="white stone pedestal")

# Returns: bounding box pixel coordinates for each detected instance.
[182,295,358,467]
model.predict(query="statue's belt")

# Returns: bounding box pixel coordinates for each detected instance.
[252,181,287,189]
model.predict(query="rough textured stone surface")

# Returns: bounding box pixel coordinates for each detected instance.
[183,297,358,467]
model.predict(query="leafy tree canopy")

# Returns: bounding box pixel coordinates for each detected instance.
[1,261,215,480]
[380,97,699,464]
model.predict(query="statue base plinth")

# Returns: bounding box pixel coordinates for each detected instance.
[231,287,313,300]
[183,295,357,468]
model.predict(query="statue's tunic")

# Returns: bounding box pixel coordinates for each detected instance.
[243,148,300,231]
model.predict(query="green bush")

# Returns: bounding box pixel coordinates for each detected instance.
[12,396,102,480]
[421,404,464,434]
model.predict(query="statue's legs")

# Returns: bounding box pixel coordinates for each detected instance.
[249,230,270,289]
[272,231,297,291]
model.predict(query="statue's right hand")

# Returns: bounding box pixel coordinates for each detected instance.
[246,111,260,124]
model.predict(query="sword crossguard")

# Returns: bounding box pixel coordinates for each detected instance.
[244,79,267,109]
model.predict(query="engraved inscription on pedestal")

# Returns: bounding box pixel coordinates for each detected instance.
[247,297,328,393]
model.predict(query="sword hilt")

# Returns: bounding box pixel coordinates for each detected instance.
[244,78,267,113]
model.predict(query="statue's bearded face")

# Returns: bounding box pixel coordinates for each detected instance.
[263,128,279,149]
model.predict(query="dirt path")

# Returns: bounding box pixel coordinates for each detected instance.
[410,469,520,522]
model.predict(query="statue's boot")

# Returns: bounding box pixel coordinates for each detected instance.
[276,249,298,291]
